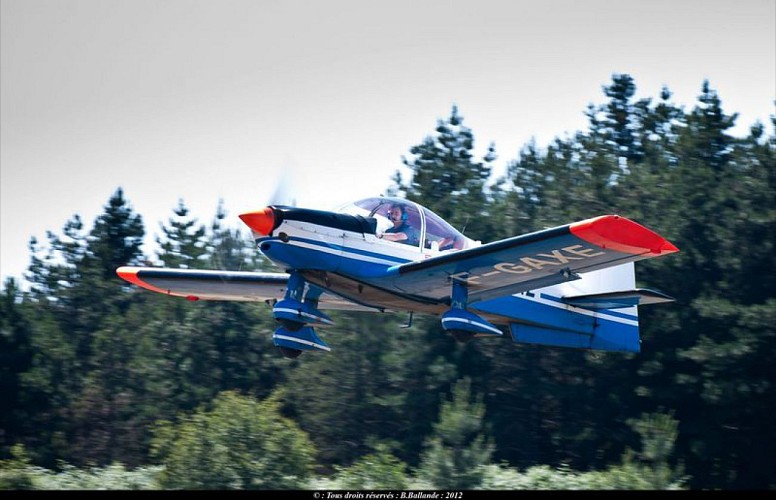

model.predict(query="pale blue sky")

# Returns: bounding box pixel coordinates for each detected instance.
[2,0,774,286]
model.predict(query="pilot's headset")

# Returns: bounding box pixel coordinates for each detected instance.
[389,204,408,222]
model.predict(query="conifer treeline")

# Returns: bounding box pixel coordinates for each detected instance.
[1,75,773,489]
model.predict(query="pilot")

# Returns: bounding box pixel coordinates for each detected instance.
[379,204,418,245]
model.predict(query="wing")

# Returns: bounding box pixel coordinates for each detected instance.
[116,267,376,311]
[382,215,678,303]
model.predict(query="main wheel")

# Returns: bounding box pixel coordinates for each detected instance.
[278,318,305,331]
[277,346,303,359]
[450,330,474,343]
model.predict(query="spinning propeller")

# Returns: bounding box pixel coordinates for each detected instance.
[239,161,297,236]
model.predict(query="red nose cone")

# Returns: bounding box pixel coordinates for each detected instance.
[239,207,275,235]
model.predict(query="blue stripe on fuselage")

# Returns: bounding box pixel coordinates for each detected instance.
[256,236,413,277]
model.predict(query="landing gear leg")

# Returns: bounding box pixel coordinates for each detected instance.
[271,271,332,357]
[441,279,502,342]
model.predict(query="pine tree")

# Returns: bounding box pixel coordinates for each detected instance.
[622,412,687,489]
[393,105,498,241]
[416,378,494,489]
[670,104,776,488]
[0,279,34,457]
[156,199,207,269]
[26,215,88,302]
[206,200,266,271]
[84,188,145,281]
[18,189,150,467]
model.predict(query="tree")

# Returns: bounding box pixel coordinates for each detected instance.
[613,411,688,489]
[0,281,33,458]
[0,444,34,490]
[84,187,145,281]
[206,199,268,271]
[393,105,499,242]
[156,199,207,269]
[416,377,494,489]
[151,391,316,489]
[280,312,438,466]
[14,189,149,467]
[597,73,647,165]
[336,442,409,490]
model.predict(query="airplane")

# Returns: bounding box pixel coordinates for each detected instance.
[117,196,679,359]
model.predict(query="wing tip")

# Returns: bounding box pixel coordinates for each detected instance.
[570,215,679,256]
[116,266,171,295]
[116,266,139,282]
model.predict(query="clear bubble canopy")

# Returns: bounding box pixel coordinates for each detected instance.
[337,197,470,251]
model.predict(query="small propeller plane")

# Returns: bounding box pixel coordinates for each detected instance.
[117,197,679,358]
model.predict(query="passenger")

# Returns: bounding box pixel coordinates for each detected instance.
[379,204,418,246]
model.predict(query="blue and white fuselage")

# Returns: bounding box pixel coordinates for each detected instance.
[256,198,476,278]
[238,197,676,357]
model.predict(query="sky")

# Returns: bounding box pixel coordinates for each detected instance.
[2,0,774,287]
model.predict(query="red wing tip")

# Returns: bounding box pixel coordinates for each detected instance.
[570,215,679,256]
[116,266,171,295]
[116,266,139,281]
[657,240,680,254]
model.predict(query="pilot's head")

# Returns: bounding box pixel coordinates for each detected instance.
[388,204,407,223]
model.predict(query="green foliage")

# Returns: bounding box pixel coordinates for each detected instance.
[416,377,494,489]
[207,199,268,271]
[156,199,208,269]
[479,463,602,490]
[86,187,145,281]
[621,411,688,489]
[0,444,162,490]
[27,463,163,490]
[0,281,34,460]
[151,391,316,489]
[394,105,500,241]
[496,75,775,489]
[0,445,34,490]
[476,412,687,490]
[335,443,410,490]
[279,312,449,467]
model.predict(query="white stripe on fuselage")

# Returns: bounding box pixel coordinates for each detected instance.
[511,293,639,326]
[268,220,423,267]
[289,238,407,266]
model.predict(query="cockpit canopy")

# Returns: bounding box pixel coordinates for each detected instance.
[337,197,471,251]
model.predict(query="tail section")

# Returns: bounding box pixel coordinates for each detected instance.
[471,263,672,353]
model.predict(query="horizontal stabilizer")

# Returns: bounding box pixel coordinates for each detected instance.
[561,288,675,310]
